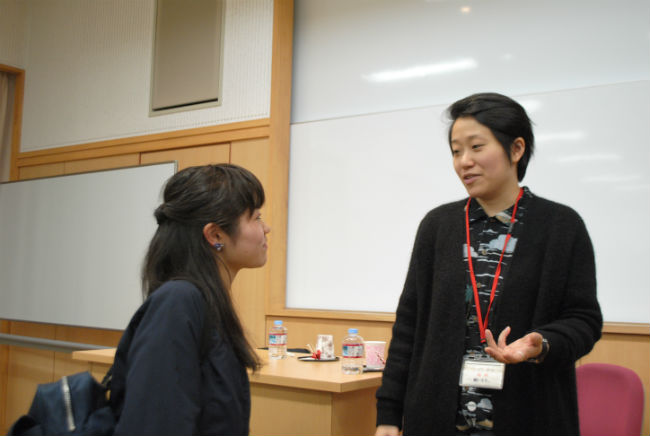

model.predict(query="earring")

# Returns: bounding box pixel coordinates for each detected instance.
[213,242,224,251]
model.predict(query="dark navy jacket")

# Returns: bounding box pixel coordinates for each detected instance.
[111,280,250,435]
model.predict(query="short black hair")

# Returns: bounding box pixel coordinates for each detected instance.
[447,92,534,181]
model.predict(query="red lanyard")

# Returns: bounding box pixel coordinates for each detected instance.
[465,188,523,343]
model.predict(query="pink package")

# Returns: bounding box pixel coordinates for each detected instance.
[365,341,386,369]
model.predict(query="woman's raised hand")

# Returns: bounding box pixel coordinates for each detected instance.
[375,425,400,436]
[484,327,544,364]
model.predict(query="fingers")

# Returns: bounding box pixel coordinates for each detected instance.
[484,329,498,349]
[484,347,502,362]
[483,329,506,363]
[527,331,543,348]
[484,327,515,364]
[375,425,400,436]
[523,332,544,359]
[497,326,511,348]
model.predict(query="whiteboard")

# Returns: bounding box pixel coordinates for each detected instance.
[292,0,650,124]
[0,162,176,330]
[286,0,650,323]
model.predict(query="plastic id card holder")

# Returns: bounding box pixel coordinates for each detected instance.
[459,355,505,390]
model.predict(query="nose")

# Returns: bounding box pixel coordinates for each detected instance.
[457,150,474,168]
[263,222,271,234]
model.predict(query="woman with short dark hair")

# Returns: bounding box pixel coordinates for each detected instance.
[375,93,602,435]
[111,164,270,435]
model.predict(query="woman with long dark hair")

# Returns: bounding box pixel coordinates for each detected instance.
[110,163,270,435]
[375,93,602,435]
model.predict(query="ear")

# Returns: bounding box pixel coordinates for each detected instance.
[510,138,526,164]
[202,222,225,247]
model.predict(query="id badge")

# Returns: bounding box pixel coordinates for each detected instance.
[459,355,505,390]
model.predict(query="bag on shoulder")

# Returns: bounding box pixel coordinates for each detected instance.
[8,369,114,436]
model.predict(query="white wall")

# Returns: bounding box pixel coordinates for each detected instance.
[9,0,273,152]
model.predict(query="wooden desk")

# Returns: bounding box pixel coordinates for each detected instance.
[72,349,382,436]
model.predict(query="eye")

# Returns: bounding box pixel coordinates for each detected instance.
[471,144,484,150]
[451,148,460,155]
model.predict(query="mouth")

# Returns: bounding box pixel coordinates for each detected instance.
[462,174,480,184]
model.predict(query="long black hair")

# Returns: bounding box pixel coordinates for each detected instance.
[447,92,535,181]
[142,163,264,370]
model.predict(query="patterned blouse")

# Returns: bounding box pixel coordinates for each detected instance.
[456,187,533,433]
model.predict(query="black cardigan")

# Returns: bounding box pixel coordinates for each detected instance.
[376,194,602,435]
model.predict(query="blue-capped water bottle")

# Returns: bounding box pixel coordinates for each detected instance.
[342,328,365,374]
[268,320,288,359]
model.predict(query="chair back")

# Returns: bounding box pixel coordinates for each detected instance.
[576,363,644,436]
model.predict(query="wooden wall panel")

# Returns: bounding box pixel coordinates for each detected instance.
[231,261,268,349]
[89,362,113,385]
[17,162,64,180]
[231,138,271,348]
[266,0,293,317]
[4,322,56,430]
[331,388,378,436]
[231,260,268,349]
[53,326,122,381]
[63,153,140,174]
[249,384,332,436]
[14,119,268,169]
[141,143,230,169]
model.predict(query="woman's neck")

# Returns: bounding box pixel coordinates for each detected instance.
[476,184,522,217]
[217,262,237,292]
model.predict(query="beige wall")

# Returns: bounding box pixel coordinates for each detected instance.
[9,0,273,153]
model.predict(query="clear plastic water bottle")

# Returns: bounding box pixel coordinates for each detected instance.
[342,328,365,374]
[268,320,288,360]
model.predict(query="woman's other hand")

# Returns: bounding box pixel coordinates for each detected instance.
[484,327,543,364]
[375,424,400,436]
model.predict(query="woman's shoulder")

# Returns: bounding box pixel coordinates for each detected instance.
[150,279,202,299]
[528,193,586,225]
[421,198,467,224]
[408,199,466,244]
[146,280,205,316]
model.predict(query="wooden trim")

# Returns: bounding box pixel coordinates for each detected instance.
[601,322,649,335]
[15,119,269,168]
[266,0,293,315]
[267,308,396,323]
[0,64,24,75]
[71,348,116,365]
[0,65,25,181]
[17,118,268,158]
[264,310,649,329]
